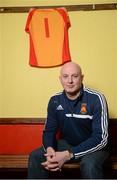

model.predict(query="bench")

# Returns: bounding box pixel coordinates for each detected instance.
[0,118,117,178]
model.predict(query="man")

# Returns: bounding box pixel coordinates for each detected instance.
[28,62,109,179]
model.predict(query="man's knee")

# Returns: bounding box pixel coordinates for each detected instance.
[80,150,109,178]
[81,150,109,165]
[80,156,97,171]
[28,147,49,179]
[29,146,45,164]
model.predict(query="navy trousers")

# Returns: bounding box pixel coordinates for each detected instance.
[28,139,109,179]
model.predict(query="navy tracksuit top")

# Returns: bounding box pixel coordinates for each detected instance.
[43,86,109,159]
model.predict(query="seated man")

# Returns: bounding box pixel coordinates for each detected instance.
[28,62,109,179]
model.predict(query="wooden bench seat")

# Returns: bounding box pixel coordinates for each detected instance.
[0,154,117,170]
[0,155,29,169]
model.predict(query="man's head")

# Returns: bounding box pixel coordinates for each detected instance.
[59,62,84,99]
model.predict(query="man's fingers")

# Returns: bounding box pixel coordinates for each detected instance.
[47,162,58,168]
[41,160,61,172]
[44,166,50,170]
[47,162,60,172]
[41,161,48,167]
[48,158,58,163]
[44,153,50,157]
[49,167,60,172]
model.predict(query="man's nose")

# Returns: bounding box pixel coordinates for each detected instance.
[68,76,73,83]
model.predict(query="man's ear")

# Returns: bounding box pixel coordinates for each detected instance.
[82,74,84,82]
[59,76,62,83]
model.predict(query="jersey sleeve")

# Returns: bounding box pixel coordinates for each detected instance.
[56,7,71,28]
[25,8,35,33]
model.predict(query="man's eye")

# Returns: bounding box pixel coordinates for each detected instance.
[73,75,78,78]
[63,75,68,78]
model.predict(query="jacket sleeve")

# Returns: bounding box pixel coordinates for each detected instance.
[42,97,58,150]
[72,94,109,159]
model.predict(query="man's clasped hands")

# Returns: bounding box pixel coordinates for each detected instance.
[41,147,71,171]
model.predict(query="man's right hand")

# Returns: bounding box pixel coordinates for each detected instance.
[41,147,60,171]
[45,147,56,161]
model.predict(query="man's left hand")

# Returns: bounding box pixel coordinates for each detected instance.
[41,150,71,171]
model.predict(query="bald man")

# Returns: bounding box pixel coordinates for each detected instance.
[28,62,109,179]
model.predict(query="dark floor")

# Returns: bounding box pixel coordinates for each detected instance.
[0,168,117,179]
[0,168,27,179]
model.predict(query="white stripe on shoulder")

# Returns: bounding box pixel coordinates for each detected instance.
[51,92,62,97]
[84,87,103,96]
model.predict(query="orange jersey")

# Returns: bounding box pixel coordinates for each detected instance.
[25,8,71,68]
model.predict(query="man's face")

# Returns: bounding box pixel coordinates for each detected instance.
[59,63,84,97]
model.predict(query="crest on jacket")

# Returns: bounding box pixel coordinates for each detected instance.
[80,103,87,114]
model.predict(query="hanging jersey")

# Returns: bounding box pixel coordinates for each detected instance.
[25,8,71,68]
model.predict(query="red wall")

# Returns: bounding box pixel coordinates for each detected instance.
[0,124,44,154]
[0,119,117,155]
